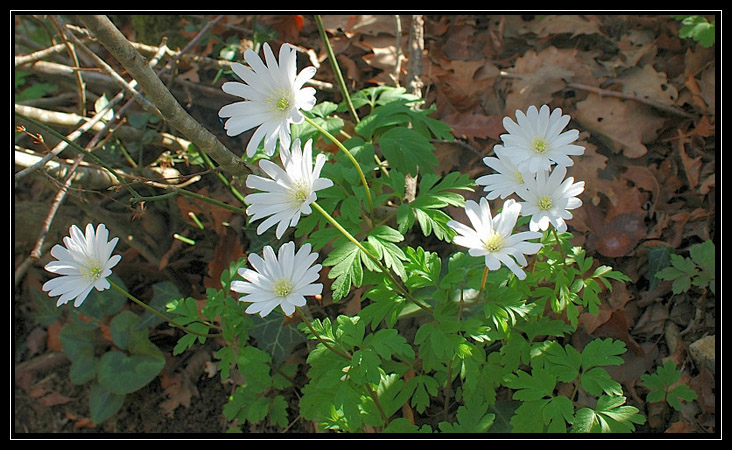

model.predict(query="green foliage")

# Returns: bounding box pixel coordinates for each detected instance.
[57,276,168,424]
[641,360,698,411]
[673,15,716,47]
[655,240,715,295]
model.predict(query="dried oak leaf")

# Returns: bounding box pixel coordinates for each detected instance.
[575,93,666,158]
[524,14,604,38]
[503,47,576,114]
[620,64,679,106]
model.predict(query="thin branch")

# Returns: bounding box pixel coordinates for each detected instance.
[77,15,252,178]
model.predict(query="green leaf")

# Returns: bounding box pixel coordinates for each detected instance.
[581,338,626,371]
[379,126,437,176]
[236,345,272,394]
[544,342,582,383]
[640,360,698,411]
[408,375,439,414]
[367,225,407,279]
[97,349,165,395]
[75,274,127,319]
[438,397,495,433]
[675,15,716,47]
[89,383,125,424]
[572,396,645,433]
[366,328,415,361]
[268,395,290,428]
[506,368,556,402]
[581,367,623,397]
[392,172,473,241]
[137,281,181,329]
[323,240,364,301]
[542,395,575,433]
[249,313,306,366]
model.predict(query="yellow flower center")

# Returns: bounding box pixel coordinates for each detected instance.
[272,279,293,297]
[81,261,103,282]
[513,171,524,184]
[289,180,310,207]
[267,88,294,118]
[531,137,550,154]
[538,196,553,210]
[276,96,290,111]
[483,232,504,253]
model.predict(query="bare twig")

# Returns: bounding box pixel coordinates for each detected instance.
[14,43,67,67]
[48,15,86,117]
[406,15,425,98]
[77,15,251,178]
[392,15,403,87]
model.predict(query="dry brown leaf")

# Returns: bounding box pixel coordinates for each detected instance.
[503,47,575,113]
[575,93,666,158]
[525,14,603,38]
[204,228,244,290]
[620,64,679,106]
[678,145,703,188]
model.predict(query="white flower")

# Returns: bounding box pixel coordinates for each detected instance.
[516,165,585,233]
[42,223,121,307]
[475,144,530,200]
[500,105,584,173]
[231,241,323,317]
[448,198,543,280]
[219,42,317,158]
[245,139,333,239]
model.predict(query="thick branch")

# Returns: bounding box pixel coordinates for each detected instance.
[77,15,251,177]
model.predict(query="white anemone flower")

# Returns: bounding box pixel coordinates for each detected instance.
[42,223,122,307]
[219,42,317,157]
[500,105,584,173]
[245,139,333,239]
[516,165,585,233]
[231,241,323,317]
[448,198,543,280]
[475,144,530,200]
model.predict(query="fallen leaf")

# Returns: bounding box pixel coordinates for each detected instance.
[525,14,604,38]
[620,64,679,106]
[678,145,703,188]
[575,93,666,158]
[503,47,577,113]
[587,212,646,258]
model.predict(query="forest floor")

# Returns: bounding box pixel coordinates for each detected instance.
[13,14,716,436]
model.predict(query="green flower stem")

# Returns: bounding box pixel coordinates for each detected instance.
[109,280,221,338]
[551,227,566,265]
[311,201,431,313]
[196,145,247,206]
[304,115,374,218]
[314,14,360,124]
[477,265,490,301]
[296,307,351,361]
[132,186,248,216]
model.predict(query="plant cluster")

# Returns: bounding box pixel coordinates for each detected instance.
[35,18,699,433]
